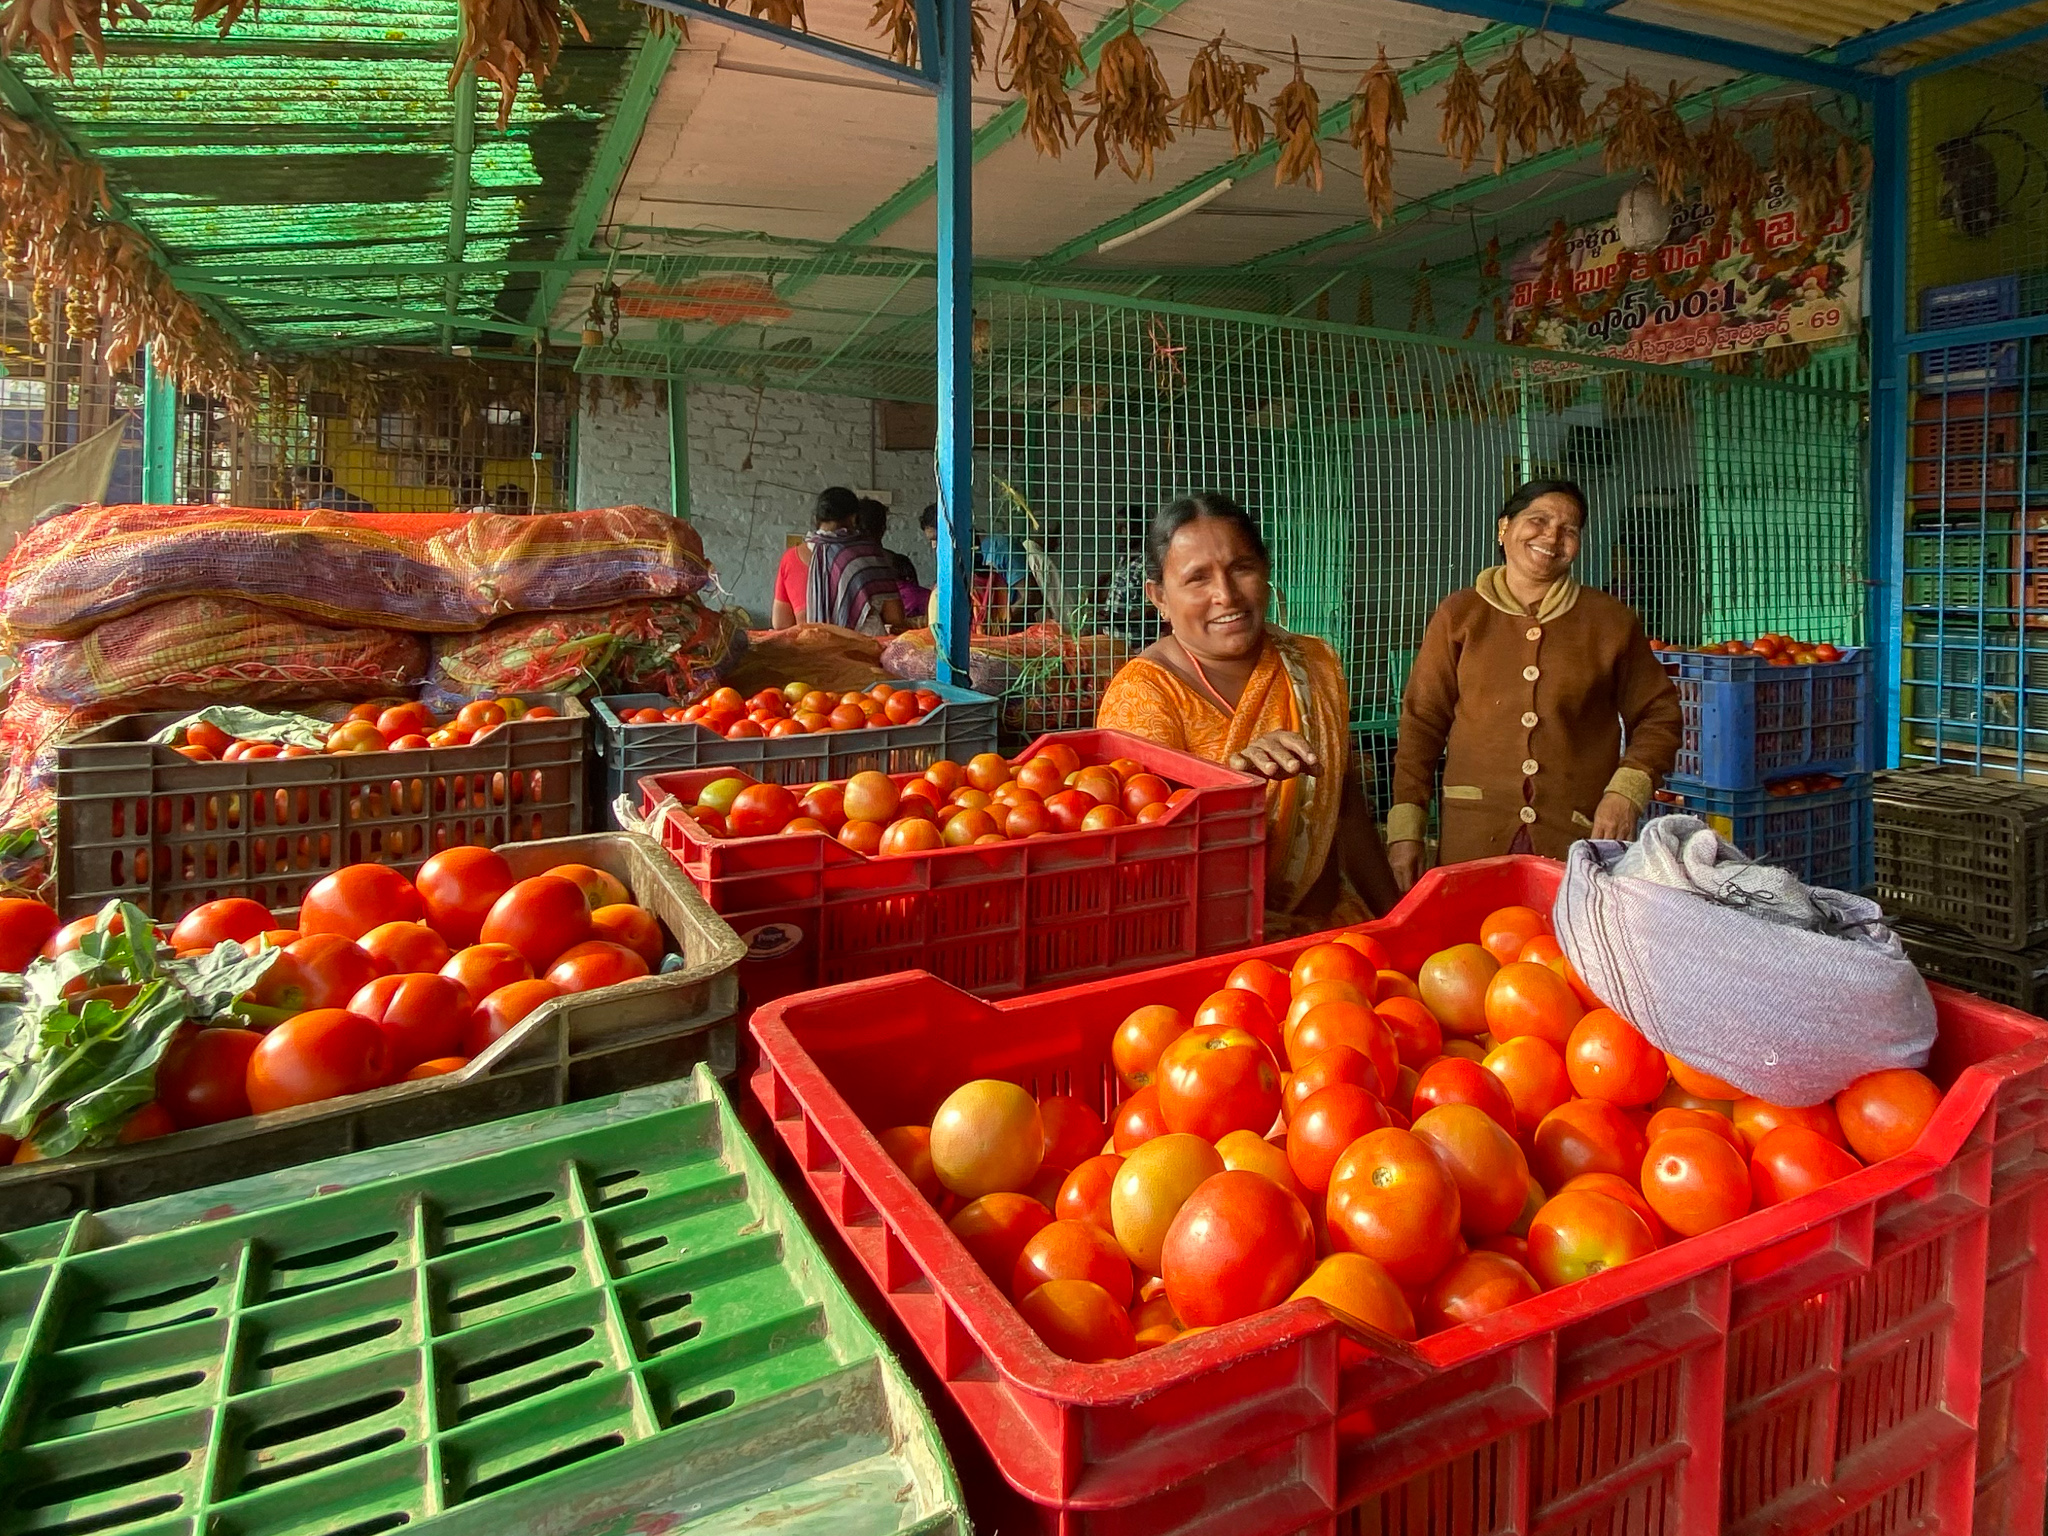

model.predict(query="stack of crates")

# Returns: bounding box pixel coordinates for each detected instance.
[1876,768,2048,1016]
[1649,646,1872,889]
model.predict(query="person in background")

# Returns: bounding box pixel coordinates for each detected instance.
[1097,493,1400,929]
[1100,503,1163,647]
[292,463,374,513]
[770,486,859,628]
[809,496,907,635]
[1387,478,1681,890]
[860,497,927,621]
[920,503,1012,632]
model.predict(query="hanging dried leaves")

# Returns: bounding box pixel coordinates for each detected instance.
[869,0,988,74]
[1439,46,1486,171]
[1000,0,1083,157]
[1085,15,1174,180]
[1179,34,1268,156]
[1271,41,1323,192]
[0,0,146,81]
[1483,41,1543,173]
[190,0,254,40]
[1598,74,1690,202]
[1348,44,1406,227]
[1693,109,1762,214]
[453,0,590,129]
[1769,97,1853,230]
[1535,43,1589,148]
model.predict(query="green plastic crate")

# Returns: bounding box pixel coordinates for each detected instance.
[0,1070,967,1536]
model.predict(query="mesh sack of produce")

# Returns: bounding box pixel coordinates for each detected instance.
[1554,816,1935,1106]
[17,597,428,710]
[0,506,482,639]
[0,686,119,894]
[427,506,711,616]
[887,625,1129,732]
[726,623,891,696]
[424,598,742,706]
[613,600,747,699]
[880,628,1020,698]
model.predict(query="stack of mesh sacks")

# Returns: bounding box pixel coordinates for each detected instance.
[0,504,744,858]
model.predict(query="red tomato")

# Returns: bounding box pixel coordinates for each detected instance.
[590,904,663,967]
[1482,1036,1574,1140]
[1375,996,1443,1071]
[480,876,593,971]
[273,934,381,1012]
[348,973,471,1071]
[1285,999,1396,1097]
[1411,1103,1531,1238]
[415,846,517,950]
[1478,906,1549,967]
[1484,961,1584,1050]
[1324,1128,1464,1288]
[949,1192,1053,1281]
[1039,1095,1109,1174]
[728,783,800,837]
[1156,1025,1282,1141]
[1565,1009,1668,1105]
[0,899,59,972]
[359,921,452,976]
[1111,1085,1168,1152]
[1530,1097,1648,1189]
[1057,1154,1124,1232]
[186,720,233,755]
[1014,1218,1134,1306]
[1191,986,1284,1065]
[546,939,651,993]
[1331,931,1391,971]
[1283,1044,1380,1120]
[548,864,631,911]
[1525,1190,1657,1289]
[1833,1069,1942,1164]
[299,865,425,941]
[1223,958,1291,1021]
[1750,1124,1863,1206]
[1287,1083,1391,1193]
[456,700,508,735]
[1411,1056,1517,1138]
[118,1102,178,1143]
[1559,1171,1667,1246]
[404,1057,469,1081]
[1043,789,1096,834]
[1018,1278,1136,1361]
[169,898,275,952]
[157,1026,260,1128]
[1419,1249,1542,1334]
[1290,942,1378,996]
[1121,773,1173,817]
[443,943,534,1002]
[246,1009,392,1114]
[464,978,563,1056]
[376,702,436,740]
[1112,1004,1187,1090]
[1162,1169,1315,1326]
[1641,1128,1752,1237]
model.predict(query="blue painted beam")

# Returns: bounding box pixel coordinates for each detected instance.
[932,0,973,686]
[1867,75,1908,770]
[638,0,937,88]
[1897,15,2048,78]
[1899,312,2048,352]
[1386,0,1874,93]
[141,350,175,504]
[1830,0,2040,65]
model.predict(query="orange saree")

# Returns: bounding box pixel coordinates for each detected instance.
[1096,628,1352,920]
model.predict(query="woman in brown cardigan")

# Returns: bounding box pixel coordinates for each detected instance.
[1387,479,1681,891]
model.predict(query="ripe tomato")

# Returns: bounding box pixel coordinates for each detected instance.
[590,904,663,966]
[348,973,470,1071]
[464,977,562,1056]
[880,818,946,855]
[1750,1124,1863,1206]
[1287,1083,1391,1193]
[879,1125,947,1205]
[1641,1127,1751,1237]
[1057,1153,1123,1231]
[1531,1098,1647,1189]
[1112,1085,1167,1151]
[1290,941,1378,997]
[1111,1133,1224,1274]
[1111,1004,1186,1090]
[1517,934,1564,967]
[840,771,900,824]
[1483,962,1584,1050]
[1731,1096,1846,1155]
[1222,958,1291,1024]
[1325,1128,1463,1287]
[1643,1106,1740,1149]
[1019,1278,1136,1362]
[1418,944,1498,1037]
[359,921,452,976]
[1285,1000,1396,1097]
[1833,1069,1942,1163]
[404,1057,467,1081]
[1664,1053,1744,1100]
[1068,766,1121,806]
[1526,1190,1657,1288]
[1288,1252,1416,1340]
[1036,1095,1108,1174]
[1558,1171,1667,1245]
[456,700,507,735]
[1284,1044,1379,1120]
[376,702,436,740]
[1122,773,1173,817]
[169,898,274,952]
[930,1079,1044,1199]
[1565,1010,1668,1106]
[797,782,846,831]
[1375,970,1422,1003]
[1284,978,1369,1036]
[443,943,534,1002]
[1044,789,1096,833]
[1478,905,1549,967]
[1411,1057,1517,1138]
[278,934,381,1011]
[964,753,1013,793]
[546,939,651,993]
[1418,1250,1541,1334]
[950,1192,1053,1281]
[0,899,58,971]
[1014,1218,1135,1306]
[298,864,425,940]
[1157,1025,1282,1141]
[728,783,799,837]
[837,819,884,855]
[1376,996,1443,1070]
[1411,1103,1530,1238]
[1162,1169,1315,1327]
[480,876,592,971]
[246,1008,392,1114]
[1483,1036,1573,1140]
[118,1102,177,1143]
[1216,1127,1306,1195]
[157,1026,259,1128]
[549,864,631,911]
[1192,986,1284,1064]
[1331,931,1391,971]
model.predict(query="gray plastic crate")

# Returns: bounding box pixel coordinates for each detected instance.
[1874,768,2048,950]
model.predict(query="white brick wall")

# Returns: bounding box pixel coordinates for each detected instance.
[575,383,937,621]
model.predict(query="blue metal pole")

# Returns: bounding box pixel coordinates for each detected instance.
[1868,75,1909,771]
[140,347,175,504]
[932,0,973,687]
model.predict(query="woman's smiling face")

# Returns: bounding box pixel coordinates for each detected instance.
[1148,515,1271,664]
[1498,491,1584,588]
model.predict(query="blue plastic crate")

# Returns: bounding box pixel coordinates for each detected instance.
[1919,276,2021,391]
[1655,648,1869,789]
[1649,773,1873,891]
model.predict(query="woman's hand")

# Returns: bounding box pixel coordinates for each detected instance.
[1590,791,1640,842]
[1227,730,1320,781]
[1388,840,1425,892]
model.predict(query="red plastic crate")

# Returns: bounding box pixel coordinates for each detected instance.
[748,856,2048,1536]
[641,728,1265,1002]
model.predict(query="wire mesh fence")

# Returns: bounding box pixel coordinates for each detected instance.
[0,281,143,504]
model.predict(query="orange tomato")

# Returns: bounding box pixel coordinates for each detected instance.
[1286,1083,1392,1193]
[1411,1103,1530,1238]
[1019,1278,1136,1361]
[951,1192,1053,1281]
[930,1079,1044,1199]
[1832,1068,1942,1163]
[1014,1218,1134,1306]
[1375,995,1443,1071]
[1410,1056,1517,1138]
[1036,742,1083,778]
[1192,986,1284,1065]
[1331,931,1391,971]
[1324,1128,1463,1287]
[1731,1096,1847,1155]
[1068,766,1122,806]
[878,1125,946,1205]
[1285,999,1396,1098]
[1283,1044,1379,1121]
[1483,961,1584,1050]
[1223,958,1292,1022]
[1478,905,1549,967]
[1284,977,1368,1035]
[1111,1004,1187,1090]
[1418,1249,1541,1334]
[1643,1106,1740,1149]
[1525,1190,1657,1288]
[1665,1053,1745,1100]
[1162,1169,1316,1327]
[1564,1010,1668,1106]
[1517,933,1565,967]
[1014,757,1066,797]
[1418,944,1498,1037]
[1376,970,1423,1004]
[1641,1127,1751,1237]
[1057,1153,1124,1231]
[1530,1098,1648,1189]
[1750,1124,1863,1206]
[1482,1036,1573,1140]
[1156,1025,1282,1141]
[1111,1086,1168,1152]
[1290,942,1378,998]
[1215,1127,1306,1200]
[1289,1252,1417,1340]
[1111,1133,1225,1274]
[842,771,900,824]
[1558,1171,1667,1246]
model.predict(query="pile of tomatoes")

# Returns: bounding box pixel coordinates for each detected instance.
[171,696,561,763]
[872,905,1943,1362]
[1664,635,1846,667]
[7,852,672,1163]
[681,745,1192,857]
[637,680,944,742]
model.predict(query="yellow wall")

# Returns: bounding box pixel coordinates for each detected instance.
[1908,67,2048,309]
[316,416,559,512]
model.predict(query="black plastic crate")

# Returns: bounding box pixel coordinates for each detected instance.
[1874,768,2048,950]
[1895,917,2048,1018]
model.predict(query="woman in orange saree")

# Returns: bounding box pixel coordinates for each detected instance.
[1096,494,1400,931]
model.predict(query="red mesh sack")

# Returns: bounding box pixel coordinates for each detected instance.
[427,506,710,616]
[0,686,117,833]
[18,598,427,710]
[723,623,890,697]
[884,624,1127,731]
[426,598,742,704]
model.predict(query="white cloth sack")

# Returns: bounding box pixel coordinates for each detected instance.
[1554,816,1935,1106]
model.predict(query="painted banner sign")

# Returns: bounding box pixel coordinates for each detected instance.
[1505,180,1863,365]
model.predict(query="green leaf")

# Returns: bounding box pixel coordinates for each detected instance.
[165,941,280,1021]
[16,983,194,1159]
